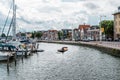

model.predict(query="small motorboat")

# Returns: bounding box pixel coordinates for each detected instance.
[58,47,68,53]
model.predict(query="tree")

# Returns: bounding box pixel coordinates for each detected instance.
[35,32,42,39]
[1,33,6,37]
[31,31,43,39]
[100,20,114,40]
[31,32,35,39]
[58,31,63,40]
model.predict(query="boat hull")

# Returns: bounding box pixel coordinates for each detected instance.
[58,50,65,52]
[16,51,30,56]
[0,56,8,61]
[0,52,13,61]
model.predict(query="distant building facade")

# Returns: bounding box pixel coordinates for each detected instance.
[48,30,58,40]
[41,31,48,40]
[78,24,90,40]
[62,29,72,40]
[73,28,80,41]
[40,30,58,40]
[87,25,100,41]
[113,7,120,40]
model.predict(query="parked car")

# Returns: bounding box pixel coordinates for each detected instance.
[87,37,94,41]
[106,38,112,41]
[114,38,120,42]
[82,38,90,42]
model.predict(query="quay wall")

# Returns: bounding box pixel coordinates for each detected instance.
[39,41,120,57]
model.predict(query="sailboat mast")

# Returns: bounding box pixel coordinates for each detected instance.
[12,0,16,39]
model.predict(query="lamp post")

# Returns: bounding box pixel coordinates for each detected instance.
[72,29,74,41]
[99,15,106,43]
[71,24,75,41]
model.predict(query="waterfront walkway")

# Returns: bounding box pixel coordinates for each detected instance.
[41,40,120,50]
[86,41,120,50]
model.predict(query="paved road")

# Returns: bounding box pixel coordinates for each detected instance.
[82,41,120,50]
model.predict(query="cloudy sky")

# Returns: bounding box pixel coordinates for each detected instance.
[0,0,120,33]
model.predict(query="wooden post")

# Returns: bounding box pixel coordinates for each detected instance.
[2,47,4,51]
[31,44,33,53]
[37,44,39,49]
[7,55,9,74]
[14,52,17,66]
[24,44,28,58]
[22,52,23,63]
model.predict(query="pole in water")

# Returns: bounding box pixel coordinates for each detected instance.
[25,47,28,58]
[37,44,39,49]
[31,44,34,53]
[21,52,23,63]
[25,52,27,58]
[24,44,28,58]
[14,52,17,66]
[7,55,9,74]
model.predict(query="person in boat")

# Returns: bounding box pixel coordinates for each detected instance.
[58,47,68,53]
[62,47,68,51]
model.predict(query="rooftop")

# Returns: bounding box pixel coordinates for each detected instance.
[113,11,120,15]
[78,24,90,30]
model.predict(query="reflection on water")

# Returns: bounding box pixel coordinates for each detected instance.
[0,43,120,80]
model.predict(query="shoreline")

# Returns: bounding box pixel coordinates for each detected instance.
[39,40,120,57]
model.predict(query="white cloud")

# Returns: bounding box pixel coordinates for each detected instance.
[0,0,120,32]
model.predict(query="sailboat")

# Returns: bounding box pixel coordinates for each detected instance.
[0,0,17,60]
[0,0,39,59]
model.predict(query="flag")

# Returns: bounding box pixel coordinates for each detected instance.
[101,28,104,32]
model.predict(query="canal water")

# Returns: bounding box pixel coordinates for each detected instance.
[0,43,120,80]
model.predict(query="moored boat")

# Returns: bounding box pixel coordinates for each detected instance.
[4,41,29,56]
[58,47,68,53]
[0,52,13,61]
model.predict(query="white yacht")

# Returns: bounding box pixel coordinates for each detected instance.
[0,52,13,61]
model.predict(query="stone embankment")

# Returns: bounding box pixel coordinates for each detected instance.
[39,40,120,57]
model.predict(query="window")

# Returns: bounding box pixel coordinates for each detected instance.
[119,28,120,32]
[116,21,117,26]
[115,15,117,19]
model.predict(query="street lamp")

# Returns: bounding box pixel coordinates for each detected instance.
[99,15,106,43]
[71,24,75,41]
[72,29,74,41]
